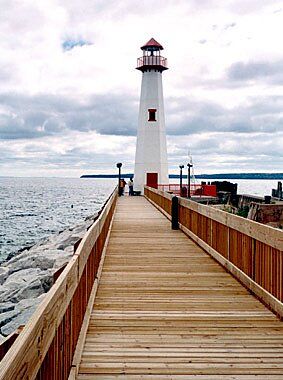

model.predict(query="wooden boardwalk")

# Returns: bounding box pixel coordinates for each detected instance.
[77,196,283,379]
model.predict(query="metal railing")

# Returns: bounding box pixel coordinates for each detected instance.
[157,183,217,197]
[137,56,167,68]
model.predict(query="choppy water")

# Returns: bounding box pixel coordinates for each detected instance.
[0,177,280,264]
[0,177,116,263]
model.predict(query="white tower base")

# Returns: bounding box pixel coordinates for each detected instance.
[134,70,169,193]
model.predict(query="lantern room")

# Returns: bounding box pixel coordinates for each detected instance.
[136,38,168,72]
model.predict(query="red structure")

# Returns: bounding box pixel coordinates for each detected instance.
[157,183,217,197]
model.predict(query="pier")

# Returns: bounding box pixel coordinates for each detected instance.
[0,187,283,379]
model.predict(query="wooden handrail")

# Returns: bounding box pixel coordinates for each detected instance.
[144,186,283,318]
[0,187,118,380]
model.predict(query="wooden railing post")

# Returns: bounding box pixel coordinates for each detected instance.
[144,185,283,318]
[0,187,118,380]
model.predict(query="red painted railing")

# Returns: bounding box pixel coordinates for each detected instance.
[144,186,283,319]
[137,56,167,68]
[0,188,118,380]
[157,184,217,197]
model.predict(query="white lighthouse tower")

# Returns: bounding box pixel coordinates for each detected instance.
[134,38,169,192]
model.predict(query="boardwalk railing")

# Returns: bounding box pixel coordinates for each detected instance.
[0,187,118,380]
[145,186,283,318]
[158,183,217,197]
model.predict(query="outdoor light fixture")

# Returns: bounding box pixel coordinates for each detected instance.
[116,163,122,196]
[187,163,193,198]
[179,165,184,197]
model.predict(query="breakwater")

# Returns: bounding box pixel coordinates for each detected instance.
[0,213,98,340]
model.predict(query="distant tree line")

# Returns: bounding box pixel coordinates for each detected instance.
[81,173,283,180]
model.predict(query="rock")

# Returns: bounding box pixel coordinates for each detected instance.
[0,302,15,313]
[5,245,33,262]
[0,283,20,304]
[56,236,80,251]
[40,273,53,293]
[12,279,44,302]
[7,256,55,274]
[0,309,20,328]
[5,268,42,285]
[15,295,45,312]
[0,213,96,337]
[1,297,42,336]
[0,269,45,303]
[52,251,72,270]
[0,267,9,285]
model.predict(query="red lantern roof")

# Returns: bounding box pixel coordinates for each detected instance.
[141,38,164,50]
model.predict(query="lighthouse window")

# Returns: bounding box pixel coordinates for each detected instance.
[148,109,157,122]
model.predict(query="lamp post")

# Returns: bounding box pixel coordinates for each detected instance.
[116,162,122,196]
[179,165,184,197]
[187,163,193,198]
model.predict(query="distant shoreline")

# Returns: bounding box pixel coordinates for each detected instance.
[81,173,283,180]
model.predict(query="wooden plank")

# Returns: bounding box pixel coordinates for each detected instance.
[0,188,118,380]
[77,196,283,377]
[180,224,283,319]
[145,186,283,250]
[68,204,117,379]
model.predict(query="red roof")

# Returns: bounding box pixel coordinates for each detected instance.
[141,38,164,50]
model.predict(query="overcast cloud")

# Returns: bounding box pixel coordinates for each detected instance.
[0,0,283,176]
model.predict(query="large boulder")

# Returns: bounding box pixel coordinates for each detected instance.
[7,255,55,275]
[0,269,47,303]
[1,296,44,336]
[0,214,96,337]
[0,309,20,328]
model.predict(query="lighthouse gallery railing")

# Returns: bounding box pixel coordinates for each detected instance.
[0,187,118,380]
[145,186,283,319]
[137,55,167,68]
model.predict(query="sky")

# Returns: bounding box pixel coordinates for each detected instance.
[0,0,283,177]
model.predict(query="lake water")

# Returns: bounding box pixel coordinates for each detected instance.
[0,177,116,263]
[0,177,279,263]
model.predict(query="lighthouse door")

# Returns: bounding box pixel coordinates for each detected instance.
[146,173,158,189]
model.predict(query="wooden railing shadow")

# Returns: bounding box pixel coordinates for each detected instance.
[0,187,118,380]
[145,186,283,319]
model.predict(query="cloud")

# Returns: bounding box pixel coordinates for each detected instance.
[62,39,92,51]
[0,92,138,140]
[0,0,283,176]
[224,22,236,30]
[227,60,283,82]
[1,91,282,151]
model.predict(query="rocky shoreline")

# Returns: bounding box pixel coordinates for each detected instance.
[0,213,98,341]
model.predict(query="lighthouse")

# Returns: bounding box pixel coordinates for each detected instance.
[134,38,169,193]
